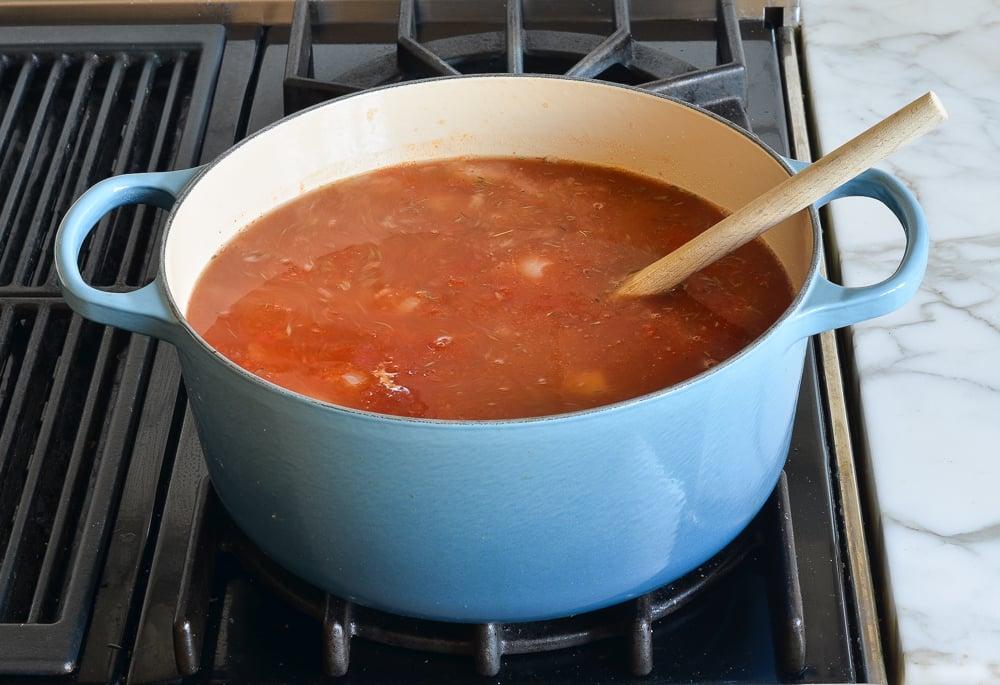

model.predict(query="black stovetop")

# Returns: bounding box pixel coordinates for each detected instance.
[0,2,863,683]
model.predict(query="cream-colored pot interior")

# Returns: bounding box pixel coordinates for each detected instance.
[165,77,813,311]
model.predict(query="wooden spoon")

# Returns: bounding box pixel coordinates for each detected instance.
[616,91,947,298]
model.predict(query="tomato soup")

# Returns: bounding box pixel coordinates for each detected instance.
[187,158,793,419]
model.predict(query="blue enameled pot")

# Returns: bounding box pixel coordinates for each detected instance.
[55,77,927,622]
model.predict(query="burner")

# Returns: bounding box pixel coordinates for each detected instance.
[231,523,754,678]
[171,474,805,679]
[283,0,748,125]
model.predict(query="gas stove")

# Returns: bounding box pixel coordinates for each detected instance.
[0,2,885,683]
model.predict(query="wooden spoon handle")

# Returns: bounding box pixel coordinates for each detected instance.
[617,91,948,297]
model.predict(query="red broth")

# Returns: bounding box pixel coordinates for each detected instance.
[188,158,793,419]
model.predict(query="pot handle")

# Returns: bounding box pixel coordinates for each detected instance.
[781,157,929,341]
[55,167,202,342]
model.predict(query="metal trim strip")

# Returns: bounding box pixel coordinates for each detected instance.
[777,25,888,685]
[0,0,801,27]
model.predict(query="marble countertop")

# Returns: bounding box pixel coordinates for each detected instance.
[801,1,1000,682]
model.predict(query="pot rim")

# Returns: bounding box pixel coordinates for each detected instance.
[159,74,821,427]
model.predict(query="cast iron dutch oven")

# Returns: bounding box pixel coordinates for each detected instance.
[56,77,927,622]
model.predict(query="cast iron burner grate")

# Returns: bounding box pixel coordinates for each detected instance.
[283,0,748,127]
[172,474,805,679]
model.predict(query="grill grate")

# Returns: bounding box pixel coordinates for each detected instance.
[0,25,223,675]
[0,34,218,295]
[0,303,121,625]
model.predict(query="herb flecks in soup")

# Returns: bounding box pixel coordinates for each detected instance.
[188,158,793,419]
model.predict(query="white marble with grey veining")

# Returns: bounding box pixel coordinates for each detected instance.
[801,1,1000,682]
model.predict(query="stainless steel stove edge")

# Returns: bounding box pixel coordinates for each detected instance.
[0,0,800,27]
